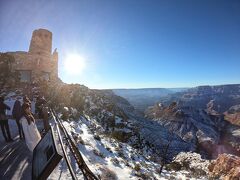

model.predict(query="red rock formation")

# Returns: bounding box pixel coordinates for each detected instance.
[208,153,240,180]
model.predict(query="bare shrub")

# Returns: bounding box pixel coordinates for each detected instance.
[100,167,118,180]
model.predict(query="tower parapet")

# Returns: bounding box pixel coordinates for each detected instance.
[29,29,52,56]
[52,48,59,77]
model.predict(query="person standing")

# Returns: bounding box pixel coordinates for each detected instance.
[42,104,50,132]
[35,96,46,119]
[12,98,24,139]
[0,96,13,142]
[23,95,31,106]
[20,102,41,152]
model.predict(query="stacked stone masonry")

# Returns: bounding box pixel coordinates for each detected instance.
[7,29,58,82]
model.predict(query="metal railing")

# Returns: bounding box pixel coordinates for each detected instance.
[50,109,99,180]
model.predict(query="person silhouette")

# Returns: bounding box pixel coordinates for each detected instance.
[20,102,41,151]
[12,97,25,139]
[0,96,13,142]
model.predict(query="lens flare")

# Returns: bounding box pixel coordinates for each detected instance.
[64,54,86,75]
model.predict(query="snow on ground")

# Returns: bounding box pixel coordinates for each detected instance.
[1,92,207,179]
[62,116,200,180]
[63,118,146,179]
[47,114,207,180]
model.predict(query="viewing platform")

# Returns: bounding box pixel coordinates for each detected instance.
[0,120,32,180]
[0,118,83,180]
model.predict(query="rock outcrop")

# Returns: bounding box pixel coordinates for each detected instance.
[167,152,210,177]
[161,84,240,114]
[145,102,240,158]
[159,84,240,126]
[224,105,240,126]
[208,153,240,180]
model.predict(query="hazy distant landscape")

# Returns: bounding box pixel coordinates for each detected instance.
[113,88,187,112]
[1,0,240,179]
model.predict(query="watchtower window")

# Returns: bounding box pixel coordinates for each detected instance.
[42,71,50,81]
[18,70,31,82]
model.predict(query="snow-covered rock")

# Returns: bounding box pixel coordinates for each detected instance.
[167,152,210,177]
[145,102,240,158]
[208,153,240,180]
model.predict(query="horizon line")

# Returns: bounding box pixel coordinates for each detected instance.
[85,83,240,90]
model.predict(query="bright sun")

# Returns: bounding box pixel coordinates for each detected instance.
[64,54,86,75]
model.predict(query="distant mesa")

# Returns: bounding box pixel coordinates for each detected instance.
[6,28,58,83]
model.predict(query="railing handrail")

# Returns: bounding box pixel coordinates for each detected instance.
[50,109,100,180]
[51,109,78,180]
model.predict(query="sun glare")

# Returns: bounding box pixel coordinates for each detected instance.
[64,54,86,75]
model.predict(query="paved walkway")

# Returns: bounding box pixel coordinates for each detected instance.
[0,118,75,180]
[0,120,32,180]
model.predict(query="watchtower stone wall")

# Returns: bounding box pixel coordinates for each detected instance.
[7,28,58,82]
[29,29,52,56]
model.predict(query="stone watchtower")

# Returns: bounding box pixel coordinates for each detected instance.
[9,28,58,82]
[29,29,52,56]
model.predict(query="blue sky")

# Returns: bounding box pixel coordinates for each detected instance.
[0,0,240,89]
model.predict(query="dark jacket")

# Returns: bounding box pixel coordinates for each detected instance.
[12,100,22,119]
[0,102,10,115]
